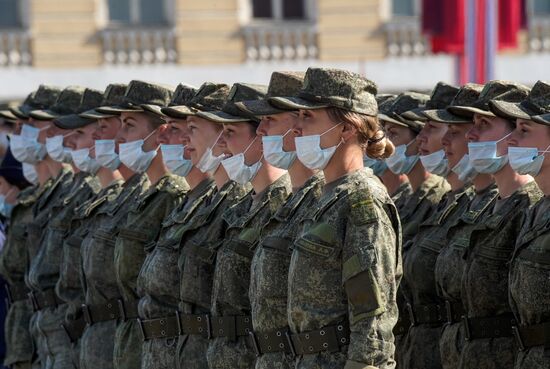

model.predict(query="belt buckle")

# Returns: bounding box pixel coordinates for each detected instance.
[137,318,146,341]
[248,331,261,357]
[462,316,471,341]
[285,331,297,358]
[117,299,126,321]
[81,304,92,326]
[406,303,416,326]
[511,325,525,351]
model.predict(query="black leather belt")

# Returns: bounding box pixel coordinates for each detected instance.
[138,314,181,341]
[28,289,63,311]
[407,302,446,326]
[444,300,465,324]
[512,321,550,351]
[462,314,516,341]
[117,298,139,321]
[287,323,350,356]
[82,299,120,325]
[5,282,30,307]
[248,328,293,356]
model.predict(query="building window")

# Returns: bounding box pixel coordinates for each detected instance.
[251,0,307,20]
[0,0,21,28]
[107,0,169,26]
[392,0,418,16]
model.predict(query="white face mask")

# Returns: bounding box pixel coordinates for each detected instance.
[386,140,419,175]
[262,129,297,170]
[10,124,47,164]
[45,135,73,163]
[71,147,101,174]
[95,139,121,171]
[221,137,262,185]
[196,131,225,174]
[22,163,39,185]
[508,145,550,177]
[363,155,388,177]
[451,154,478,183]
[0,195,14,218]
[295,123,343,170]
[420,149,450,177]
[468,132,512,174]
[160,144,193,177]
[119,130,158,173]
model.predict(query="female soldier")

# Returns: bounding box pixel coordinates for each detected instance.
[508,103,550,369]
[272,67,399,369]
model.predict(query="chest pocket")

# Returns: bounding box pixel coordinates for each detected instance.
[516,218,550,269]
[261,236,292,256]
[294,222,339,259]
[92,229,117,248]
[474,214,513,263]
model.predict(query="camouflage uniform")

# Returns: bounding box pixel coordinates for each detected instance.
[287,169,400,369]
[250,173,324,369]
[0,184,46,368]
[176,181,250,369]
[459,181,542,369]
[435,184,498,369]
[206,174,291,369]
[400,186,475,369]
[509,195,550,369]
[113,174,188,369]
[390,181,412,214]
[79,175,149,369]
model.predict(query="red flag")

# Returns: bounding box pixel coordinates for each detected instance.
[429,0,465,53]
[498,0,522,49]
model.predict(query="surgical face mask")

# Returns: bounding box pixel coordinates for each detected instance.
[10,124,47,164]
[45,135,73,163]
[221,137,262,185]
[262,130,297,170]
[160,144,193,177]
[119,130,158,173]
[363,155,388,177]
[420,149,450,177]
[196,131,225,174]
[451,154,478,183]
[71,147,101,174]
[508,145,550,177]
[0,195,14,218]
[468,132,512,174]
[385,140,419,175]
[295,123,343,170]
[95,139,121,171]
[22,163,38,185]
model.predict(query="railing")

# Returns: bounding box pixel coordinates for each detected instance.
[100,27,178,65]
[528,16,550,52]
[0,30,32,67]
[383,16,430,57]
[242,21,318,61]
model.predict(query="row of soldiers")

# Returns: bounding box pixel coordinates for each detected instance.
[0,68,547,369]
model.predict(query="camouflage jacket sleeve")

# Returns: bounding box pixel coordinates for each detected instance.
[342,189,401,367]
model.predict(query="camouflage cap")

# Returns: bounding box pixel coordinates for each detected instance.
[10,85,61,120]
[161,82,230,119]
[529,113,550,127]
[376,94,396,106]
[236,71,305,116]
[489,80,550,121]
[54,88,103,129]
[144,83,197,117]
[401,82,459,121]
[29,86,87,121]
[448,80,530,118]
[379,92,430,132]
[269,67,378,116]
[96,80,173,115]
[422,83,483,124]
[0,109,17,123]
[80,83,128,119]
[196,83,268,124]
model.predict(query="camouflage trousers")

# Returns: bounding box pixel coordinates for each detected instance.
[11,361,32,369]
[514,346,549,369]
[439,323,464,369]
[254,352,295,369]
[79,320,116,369]
[30,306,77,369]
[458,336,515,369]
[113,319,142,369]
[206,336,256,369]
[401,325,442,369]
[4,300,34,367]
[175,334,209,369]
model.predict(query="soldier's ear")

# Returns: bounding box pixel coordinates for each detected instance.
[341,122,357,142]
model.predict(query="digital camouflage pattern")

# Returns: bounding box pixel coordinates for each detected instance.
[250,173,324,369]
[176,180,251,369]
[489,80,550,120]
[97,80,174,114]
[435,183,498,369]
[288,168,401,369]
[137,178,216,369]
[401,83,458,122]
[391,181,413,214]
[400,185,475,369]
[10,85,61,119]
[379,92,430,132]
[509,196,550,369]
[113,174,187,369]
[0,184,45,367]
[207,174,291,369]
[459,181,542,369]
